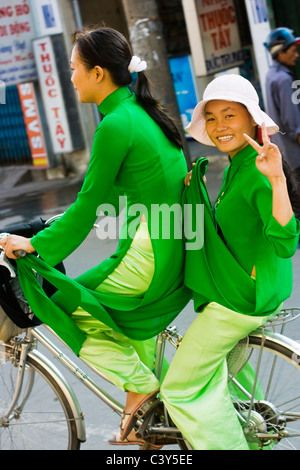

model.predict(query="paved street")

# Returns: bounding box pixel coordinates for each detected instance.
[1,145,300,450]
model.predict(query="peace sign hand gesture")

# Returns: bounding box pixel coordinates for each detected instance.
[243,122,284,182]
[244,122,294,226]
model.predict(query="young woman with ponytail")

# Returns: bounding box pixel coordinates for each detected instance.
[0,27,191,447]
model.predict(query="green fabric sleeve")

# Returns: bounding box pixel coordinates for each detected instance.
[263,214,300,258]
[250,171,300,258]
[31,112,132,266]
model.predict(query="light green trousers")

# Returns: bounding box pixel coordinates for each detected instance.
[72,222,161,394]
[160,302,276,450]
[73,310,161,393]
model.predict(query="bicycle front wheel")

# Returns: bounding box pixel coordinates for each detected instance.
[0,342,82,450]
[231,330,300,450]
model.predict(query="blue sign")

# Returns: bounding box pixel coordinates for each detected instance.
[169,56,198,134]
[42,4,56,29]
[249,0,268,24]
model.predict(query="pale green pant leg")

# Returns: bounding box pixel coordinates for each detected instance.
[128,337,169,382]
[73,221,160,394]
[160,302,270,450]
[74,309,160,393]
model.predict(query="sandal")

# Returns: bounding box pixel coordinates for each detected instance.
[120,389,160,441]
[108,431,163,449]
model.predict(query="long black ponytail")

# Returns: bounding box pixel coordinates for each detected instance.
[282,159,300,218]
[73,27,183,148]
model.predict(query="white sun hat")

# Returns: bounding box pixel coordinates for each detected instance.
[186,74,279,146]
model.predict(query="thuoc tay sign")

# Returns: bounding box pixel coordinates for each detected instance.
[182,0,243,76]
[33,36,73,154]
[196,0,243,74]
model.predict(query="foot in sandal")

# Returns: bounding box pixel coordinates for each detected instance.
[108,430,163,449]
[120,389,160,441]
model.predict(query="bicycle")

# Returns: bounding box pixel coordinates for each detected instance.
[1,219,300,450]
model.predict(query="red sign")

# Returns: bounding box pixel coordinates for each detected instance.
[17,82,49,168]
[195,0,243,74]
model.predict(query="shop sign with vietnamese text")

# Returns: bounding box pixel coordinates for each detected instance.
[33,36,73,154]
[195,0,243,74]
[0,0,37,86]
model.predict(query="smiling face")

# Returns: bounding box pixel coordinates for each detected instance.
[204,100,257,158]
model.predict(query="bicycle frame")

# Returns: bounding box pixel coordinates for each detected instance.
[33,326,124,414]
[2,308,300,449]
[2,322,175,446]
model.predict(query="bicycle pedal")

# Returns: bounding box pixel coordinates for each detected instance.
[135,397,160,419]
[135,410,154,439]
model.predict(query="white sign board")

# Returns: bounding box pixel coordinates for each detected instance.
[195,0,243,75]
[0,0,37,85]
[181,0,207,76]
[244,0,271,105]
[33,36,73,154]
[29,0,63,36]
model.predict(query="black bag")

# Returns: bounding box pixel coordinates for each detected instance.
[0,217,65,329]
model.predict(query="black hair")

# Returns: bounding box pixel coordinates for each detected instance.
[282,159,300,217]
[73,27,183,148]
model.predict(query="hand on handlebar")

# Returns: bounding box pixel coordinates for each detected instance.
[0,235,34,260]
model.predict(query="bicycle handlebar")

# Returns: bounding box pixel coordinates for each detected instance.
[13,250,27,259]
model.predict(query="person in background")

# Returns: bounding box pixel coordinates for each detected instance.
[265,27,300,222]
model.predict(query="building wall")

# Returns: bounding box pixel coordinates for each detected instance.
[78,0,127,36]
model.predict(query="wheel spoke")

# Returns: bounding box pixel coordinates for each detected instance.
[0,343,81,449]
[230,332,300,450]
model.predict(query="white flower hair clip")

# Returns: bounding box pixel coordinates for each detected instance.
[128,56,147,73]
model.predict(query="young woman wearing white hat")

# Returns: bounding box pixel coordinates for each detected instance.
[160,74,300,450]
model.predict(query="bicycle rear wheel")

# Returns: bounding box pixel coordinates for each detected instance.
[0,341,82,450]
[231,330,300,450]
